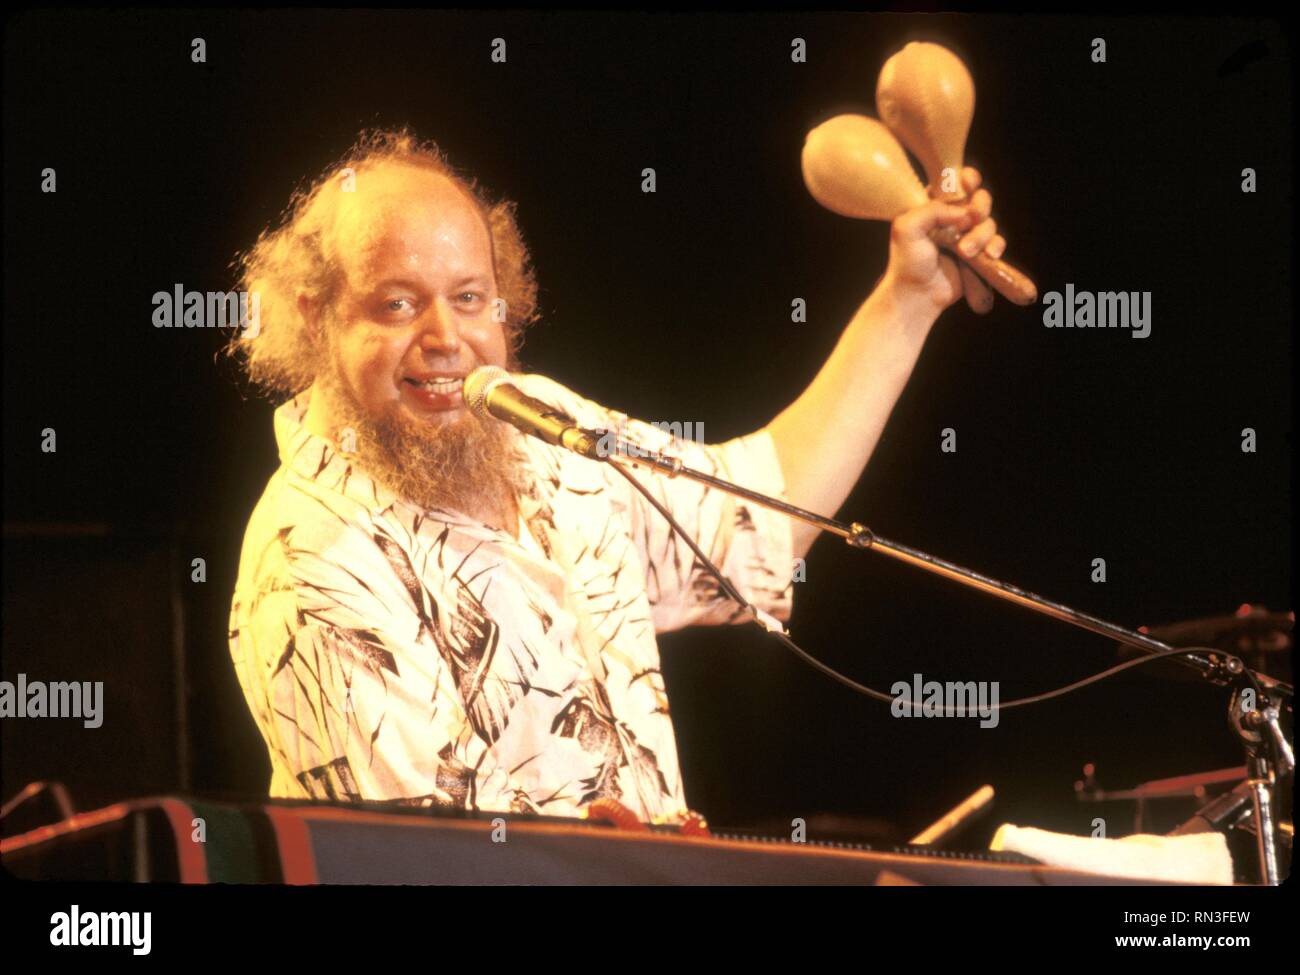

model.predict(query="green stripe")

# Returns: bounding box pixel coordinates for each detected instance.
[187,800,263,883]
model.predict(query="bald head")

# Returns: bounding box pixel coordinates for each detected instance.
[323,163,495,297]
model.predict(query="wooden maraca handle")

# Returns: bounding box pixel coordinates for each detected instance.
[959,257,996,314]
[928,187,995,314]
[929,225,1038,305]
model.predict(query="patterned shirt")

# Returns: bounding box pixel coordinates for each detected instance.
[228,373,794,823]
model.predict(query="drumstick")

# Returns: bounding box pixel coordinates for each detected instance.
[910,784,995,845]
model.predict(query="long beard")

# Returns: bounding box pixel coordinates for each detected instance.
[322,373,527,528]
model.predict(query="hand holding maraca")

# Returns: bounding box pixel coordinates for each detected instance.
[802,42,1037,314]
[884,165,1007,315]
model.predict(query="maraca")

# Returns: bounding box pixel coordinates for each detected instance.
[802,113,1037,305]
[876,41,974,204]
[877,41,997,312]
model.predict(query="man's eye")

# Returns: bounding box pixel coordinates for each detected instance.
[458,292,482,304]
[386,298,411,312]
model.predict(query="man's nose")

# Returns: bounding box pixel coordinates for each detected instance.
[417,299,461,355]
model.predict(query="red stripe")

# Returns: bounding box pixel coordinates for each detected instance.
[155,798,209,883]
[264,807,319,883]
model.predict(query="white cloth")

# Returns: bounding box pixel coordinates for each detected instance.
[990,823,1234,884]
[229,373,794,823]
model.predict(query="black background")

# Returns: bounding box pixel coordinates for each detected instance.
[2,11,1292,846]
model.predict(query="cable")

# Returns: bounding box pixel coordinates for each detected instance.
[607,460,1290,715]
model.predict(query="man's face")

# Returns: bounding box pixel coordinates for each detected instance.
[310,164,524,522]
[324,165,510,428]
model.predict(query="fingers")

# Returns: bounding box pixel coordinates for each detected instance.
[960,264,995,314]
[958,216,997,258]
[892,198,972,243]
[893,171,1011,277]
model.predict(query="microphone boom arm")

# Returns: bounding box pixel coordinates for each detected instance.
[594,431,1290,697]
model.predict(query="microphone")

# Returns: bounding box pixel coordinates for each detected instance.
[464,366,604,460]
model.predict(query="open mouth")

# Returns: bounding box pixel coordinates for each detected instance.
[404,376,464,395]
[401,375,467,414]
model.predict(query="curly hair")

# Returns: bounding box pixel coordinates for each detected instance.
[226,127,539,396]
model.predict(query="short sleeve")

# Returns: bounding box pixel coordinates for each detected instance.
[620,422,795,633]
[515,374,796,634]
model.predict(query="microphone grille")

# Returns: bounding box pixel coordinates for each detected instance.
[463,365,511,419]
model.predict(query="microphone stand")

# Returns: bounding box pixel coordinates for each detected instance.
[592,429,1293,884]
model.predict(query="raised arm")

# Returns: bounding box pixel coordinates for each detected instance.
[765,167,1008,558]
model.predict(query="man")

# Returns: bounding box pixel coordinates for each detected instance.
[227,128,1005,823]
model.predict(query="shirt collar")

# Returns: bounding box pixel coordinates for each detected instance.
[272,388,408,517]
